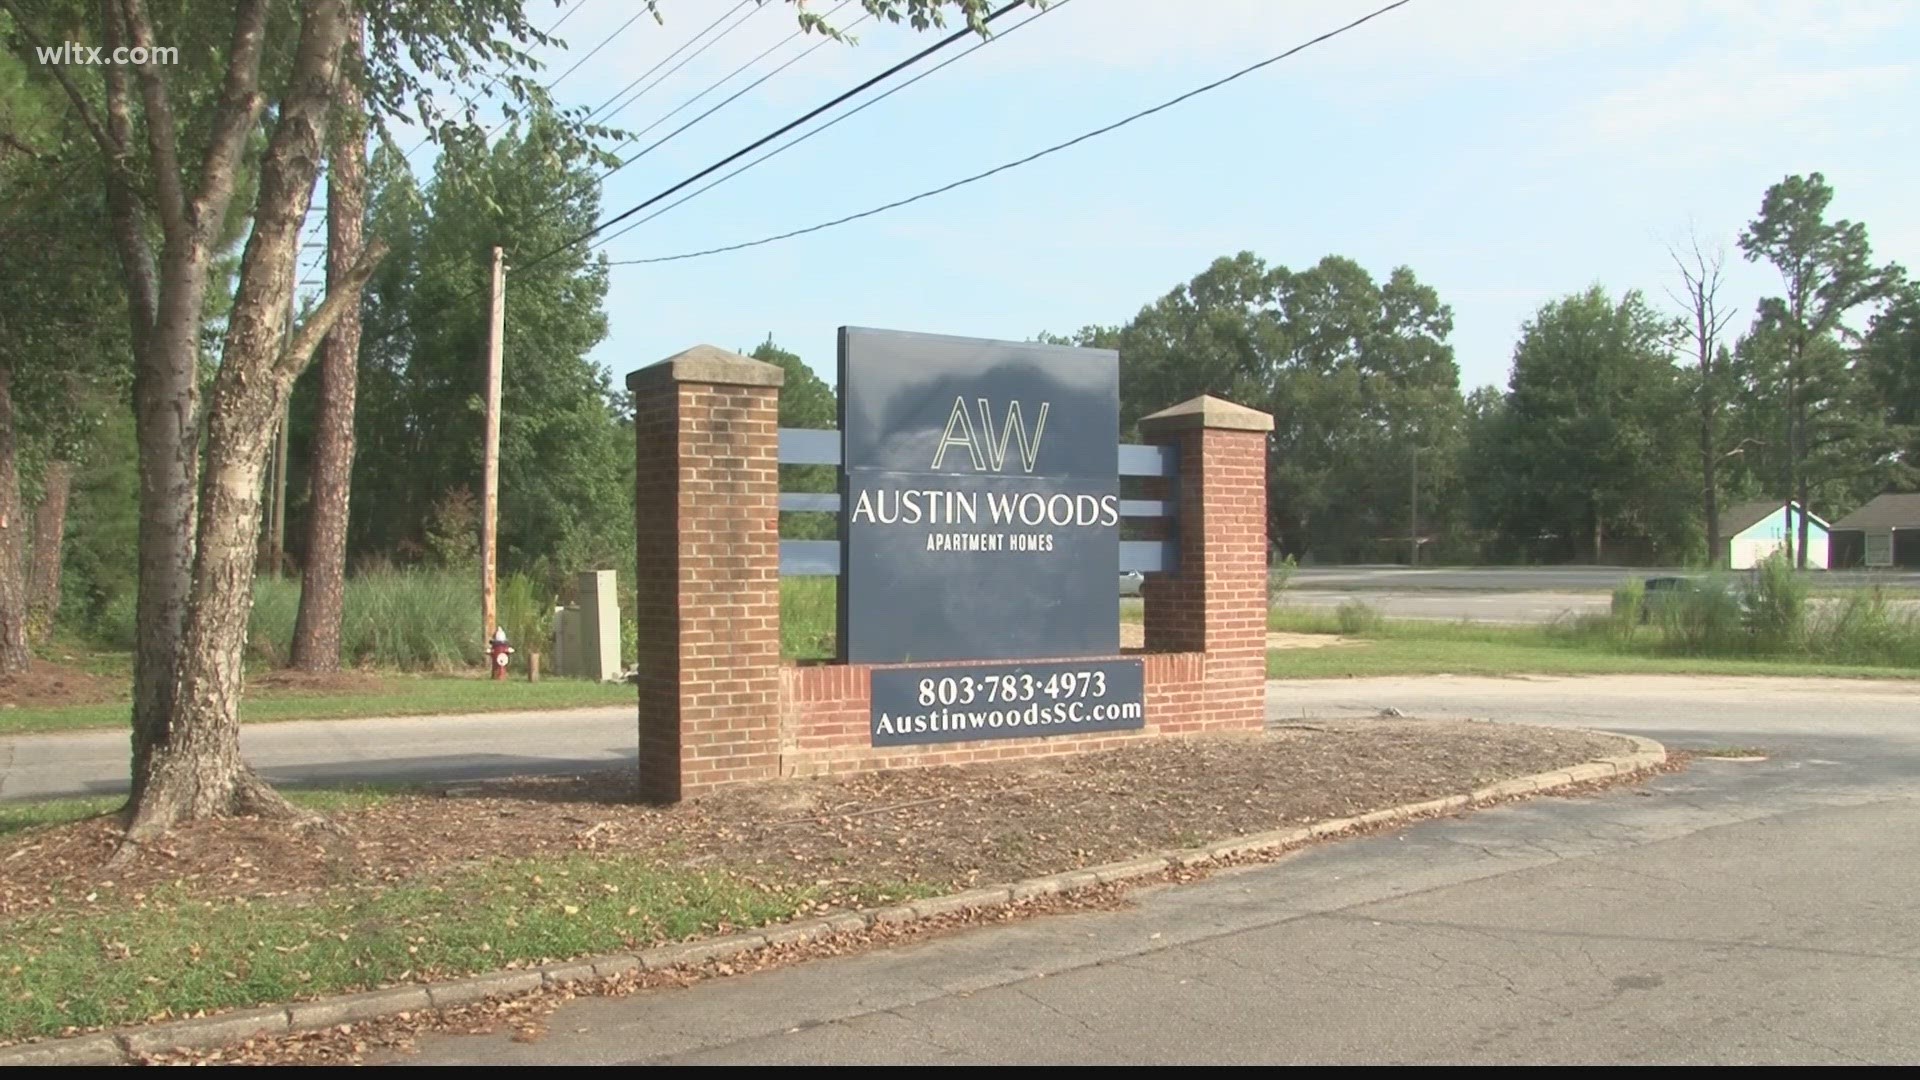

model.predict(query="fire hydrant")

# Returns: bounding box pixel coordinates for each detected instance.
[489,627,514,681]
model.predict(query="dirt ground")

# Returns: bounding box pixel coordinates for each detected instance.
[0,720,1629,920]
[0,659,126,709]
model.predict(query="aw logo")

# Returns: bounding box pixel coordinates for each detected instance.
[930,398,1051,473]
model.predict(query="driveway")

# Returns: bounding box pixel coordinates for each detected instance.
[348,674,1920,1065]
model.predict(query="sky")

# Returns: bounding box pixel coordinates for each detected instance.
[326,0,1920,396]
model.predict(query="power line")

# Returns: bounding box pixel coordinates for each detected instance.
[590,0,1067,254]
[593,4,872,186]
[518,0,1026,276]
[606,0,1415,267]
[583,0,760,126]
[401,0,593,160]
[540,2,647,93]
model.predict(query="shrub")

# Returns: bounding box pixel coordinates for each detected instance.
[1335,599,1384,636]
[1609,579,1645,638]
[497,573,554,658]
[1810,588,1920,666]
[1741,552,1807,653]
[1267,554,1298,605]
[241,568,480,671]
[1654,578,1746,656]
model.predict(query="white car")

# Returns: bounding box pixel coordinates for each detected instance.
[1120,570,1145,596]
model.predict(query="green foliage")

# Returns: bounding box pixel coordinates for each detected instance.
[1654,578,1747,656]
[497,572,553,655]
[422,487,480,569]
[1742,552,1808,651]
[212,569,484,671]
[347,119,626,584]
[1080,252,1463,562]
[1470,286,1698,562]
[781,577,838,660]
[1609,579,1645,638]
[1267,554,1298,604]
[1335,599,1385,636]
[1810,588,1920,667]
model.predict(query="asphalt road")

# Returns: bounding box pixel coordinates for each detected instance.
[1290,565,1920,592]
[368,674,1920,1064]
[0,708,636,802]
[1278,589,1608,623]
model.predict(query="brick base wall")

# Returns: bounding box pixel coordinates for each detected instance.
[779,650,1257,778]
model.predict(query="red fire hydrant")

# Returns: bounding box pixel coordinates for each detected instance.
[489,627,514,681]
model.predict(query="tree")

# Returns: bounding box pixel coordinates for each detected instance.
[1667,234,1739,567]
[2,0,1015,838]
[290,17,367,671]
[1864,282,1920,478]
[0,24,126,662]
[750,337,838,541]
[1099,253,1463,562]
[1480,287,1696,563]
[345,113,625,583]
[1738,173,1897,566]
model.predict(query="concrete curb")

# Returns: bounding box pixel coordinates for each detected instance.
[0,732,1664,1065]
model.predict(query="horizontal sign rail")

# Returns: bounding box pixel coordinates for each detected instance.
[778,492,840,513]
[1120,540,1177,573]
[1116,443,1177,478]
[777,428,841,466]
[779,540,841,576]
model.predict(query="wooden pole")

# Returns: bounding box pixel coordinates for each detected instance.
[481,246,505,642]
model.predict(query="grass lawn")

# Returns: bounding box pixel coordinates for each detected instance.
[0,852,874,1042]
[0,677,634,738]
[1265,607,1920,680]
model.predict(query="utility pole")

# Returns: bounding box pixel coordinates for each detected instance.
[1408,446,1419,567]
[481,246,505,641]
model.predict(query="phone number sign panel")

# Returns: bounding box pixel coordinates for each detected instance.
[869,659,1145,747]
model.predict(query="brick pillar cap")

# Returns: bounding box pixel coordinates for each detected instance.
[626,344,785,393]
[1138,394,1273,434]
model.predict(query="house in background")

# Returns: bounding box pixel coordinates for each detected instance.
[1828,493,1920,569]
[1720,500,1829,570]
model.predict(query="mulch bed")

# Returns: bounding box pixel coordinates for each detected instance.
[0,659,126,709]
[0,720,1629,920]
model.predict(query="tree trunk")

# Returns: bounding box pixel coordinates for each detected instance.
[1781,373,1797,569]
[1701,366,1719,569]
[126,0,363,837]
[290,17,366,673]
[0,362,29,675]
[26,458,72,642]
[1789,390,1804,568]
[1591,496,1604,564]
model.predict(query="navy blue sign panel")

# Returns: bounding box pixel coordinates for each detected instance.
[870,659,1145,747]
[838,327,1121,664]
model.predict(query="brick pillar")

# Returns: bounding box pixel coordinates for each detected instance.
[1139,395,1273,732]
[627,345,784,802]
